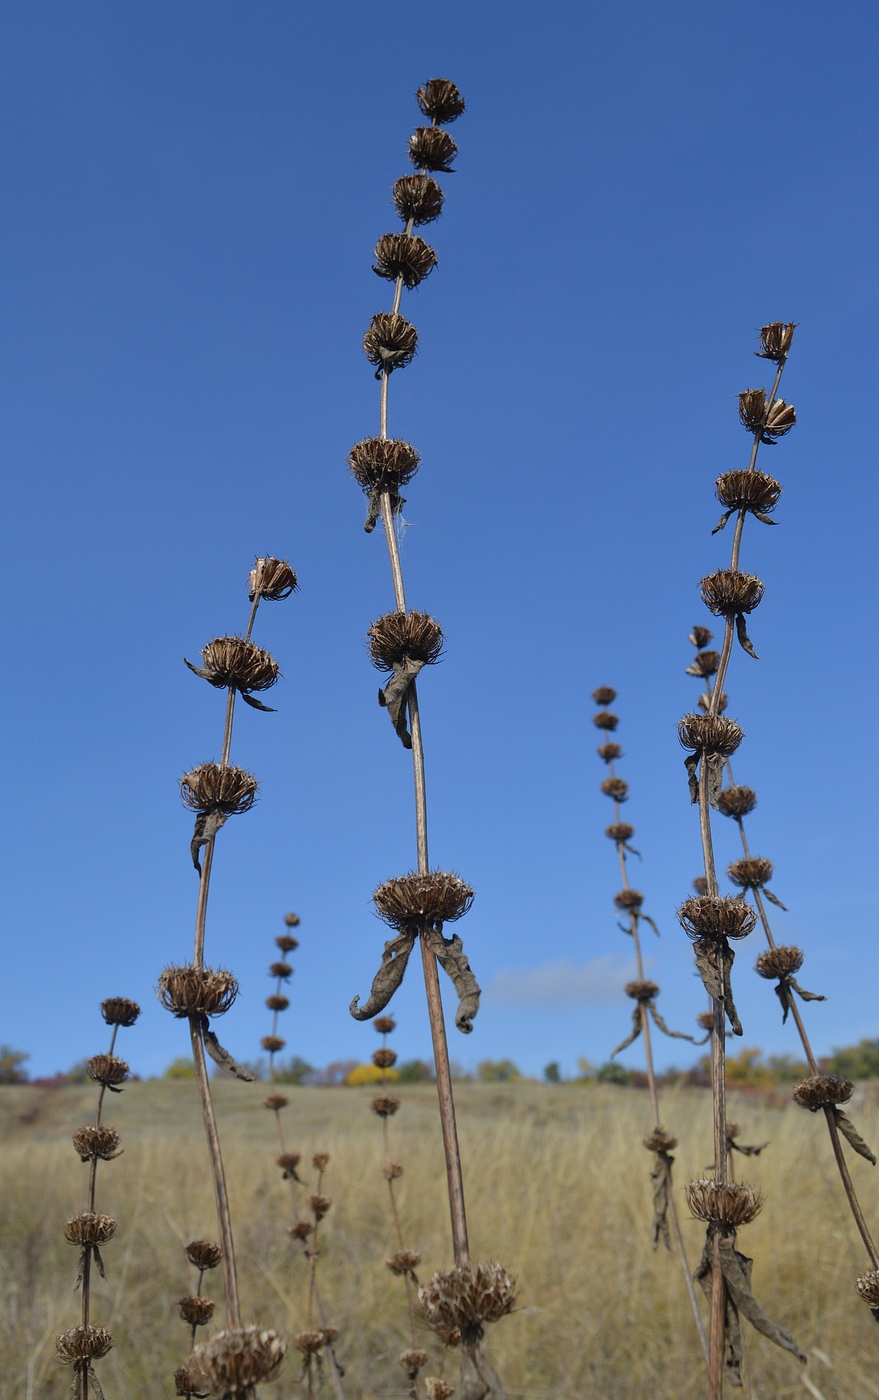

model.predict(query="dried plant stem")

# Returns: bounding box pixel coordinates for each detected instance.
[190,1015,241,1327]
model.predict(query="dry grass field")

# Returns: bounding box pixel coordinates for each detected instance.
[3,1078,879,1399]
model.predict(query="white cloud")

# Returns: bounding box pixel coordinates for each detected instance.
[485,954,640,1008]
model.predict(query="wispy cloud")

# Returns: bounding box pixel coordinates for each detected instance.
[485,954,640,1008]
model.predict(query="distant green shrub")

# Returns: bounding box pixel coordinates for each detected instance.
[165,1057,197,1079]
[477,1058,521,1083]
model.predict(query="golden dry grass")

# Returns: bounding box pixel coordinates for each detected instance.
[3,1078,879,1398]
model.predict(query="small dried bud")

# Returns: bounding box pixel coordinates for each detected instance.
[372,1048,398,1069]
[284,912,301,927]
[320,1328,339,1346]
[592,686,617,705]
[348,437,421,501]
[194,1327,286,1394]
[409,126,457,173]
[64,1212,117,1246]
[715,470,782,519]
[600,777,628,801]
[266,995,290,1012]
[374,870,473,930]
[696,1010,716,1032]
[363,313,418,373]
[180,763,258,815]
[387,1250,422,1276]
[277,935,299,953]
[100,997,140,1027]
[857,1270,879,1307]
[158,965,238,1019]
[57,1325,113,1365]
[689,625,714,648]
[312,1152,330,1171]
[416,78,466,124]
[756,322,796,363]
[426,1380,456,1400]
[270,961,293,979]
[263,1094,288,1111]
[384,1161,404,1180]
[793,1075,853,1111]
[371,1095,401,1117]
[248,556,298,602]
[692,876,709,896]
[643,1129,678,1152]
[368,611,444,669]
[592,711,619,731]
[309,1194,332,1220]
[186,1240,223,1271]
[189,637,279,694]
[685,650,720,678]
[678,713,743,757]
[727,857,773,890]
[755,946,804,980]
[289,1220,313,1241]
[606,822,635,842]
[72,1125,121,1161]
[277,1153,301,1177]
[677,896,757,942]
[87,1055,129,1088]
[174,1363,210,1396]
[597,742,622,762]
[418,1262,517,1334]
[614,889,643,911]
[374,1016,396,1034]
[700,569,764,617]
[179,1296,215,1327]
[716,785,758,819]
[625,980,659,1002]
[261,1036,286,1053]
[373,232,438,288]
[294,1331,325,1357]
[399,1349,429,1373]
[392,174,445,226]
[686,1179,763,1226]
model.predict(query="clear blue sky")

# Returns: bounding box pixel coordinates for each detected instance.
[2,2,877,1080]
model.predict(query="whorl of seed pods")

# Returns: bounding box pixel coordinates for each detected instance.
[363,312,418,372]
[409,126,457,172]
[179,1296,216,1327]
[157,965,239,1018]
[425,1380,456,1400]
[348,437,421,493]
[277,1153,300,1177]
[56,1325,114,1365]
[308,1194,332,1221]
[100,997,141,1027]
[192,1327,286,1396]
[387,1249,422,1275]
[289,1221,313,1242]
[186,1240,223,1271]
[699,569,765,616]
[72,1125,121,1161]
[600,776,628,801]
[716,784,758,819]
[312,1152,330,1171]
[592,710,619,731]
[368,611,444,669]
[606,822,635,841]
[265,995,289,1012]
[756,321,797,363]
[373,232,438,287]
[189,637,280,693]
[269,961,292,979]
[384,1161,404,1179]
[592,686,617,705]
[792,1075,854,1110]
[373,1047,397,1069]
[392,173,445,225]
[738,389,797,442]
[597,741,622,761]
[64,1213,117,1246]
[692,877,709,896]
[180,763,259,815]
[374,1015,396,1034]
[689,625,714,649]
[614,889,644,910]
[715,469,782,517]
[263,1094,288,1111]
[696,1010,716,1032]
[284,911,301,927]
[625,980,660,1001]
[399,1348,430,1372]
[418,1263,517,1334]
[755,946,804,980]
[294,1331,326,1357]
[857,1271,879,1307]
[727,856,773,889]
[677,896,757,942]
[416,77,466,123]
[374,870,474,928]
[686,649,721,677]
[248,555,298,602]
[87,1055,129,1087]
[643,1129,678,1152]
[686,1179,764,1226]
[175,1363,210,1396]
[678,713,744,756]
[261,1036,285,1053]
[371,1095,401,1117]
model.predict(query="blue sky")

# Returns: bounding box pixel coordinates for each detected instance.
[1,2,877,1080]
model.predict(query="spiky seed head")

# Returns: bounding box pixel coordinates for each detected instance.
[696,1010,716,1031]
[269,961,292,979]
[756,322,796,362]
[689,625,714,648]
[426,1379,456,1400]
[157,965,239,1019]
[248,555,298,602]
[716,785,758,819]
[312,1152,330,1171]
[686,650,720,678]
[764,397,796,438]
[363,312,418,371]
[294,1331,325,1357]
[179,1296,215,1327]
[186,1239,222,1270]
[309,1194,332,1220]
[677,896,757,942]
[372,1048,397,1069]
[625,980,659,1001]
[373,232,438,288]
[64,1212,117,1246]
[857,1271,879,1307]
[368,611,444,670]
[606,822,635,842]
[392,174,444,225]
[374,870,474,930]
[643,1129,678,1152]
[100,997,140,1027]
[277,1153,301,1176]
[597,742,622,762]
[692,876,709,895]
[289,1221,313,1240]
[409,126,457,173]
[738,388,768,433]
[678,713,744,757]
[592,711,619,731]
[263,1094,288,1111]
[387,1249,422,1275]
[371,1095,401,1117]
[600,777,628,801]
[686,1179,763,1226]
[72,1125,121,1161]
[755,946,804,980]
[266,995,290,1012]
[793,1074,854,1111]
[614,889,644,911]
[728,857,773,889]
[348,437,421,496]
[194,637,280,693]
[416,77,466,123]
[384,1161,404,1179]
[180,763,258,815]
[399,1349,429,1373]
[87,1055,129,1087]
[174,1364,210,1396]
[592,686,617,705]
[56,1326,113,1365]
[193,1327,286,1395]
[261,1036,285,1053]
[699,569,765,617]
[374,1016,396,1034]
[418,1262,517,1335]
[276,934,299,953]
[716,470,782,517]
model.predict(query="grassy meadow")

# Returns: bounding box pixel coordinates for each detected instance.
[3,1077,879,1399]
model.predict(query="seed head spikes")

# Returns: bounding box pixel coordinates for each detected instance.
[248,555,298,602]
[755,321,797,363]
[416,78,466,123]
[363,312,418,378]
[418,1263,517,1339]
[716,785,758,819]
[101,997,140,1027]
[192,1327,286,1398]
[408,126,457,172]
[739,388,797,443]
[392,174,445,225]
[713,469,782,534]
[373,232,438,287]
[686,1180,764,1227]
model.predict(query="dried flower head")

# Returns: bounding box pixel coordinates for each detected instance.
[592,711,619,731]
[266,994,290,1012]
[409,126,457,173]
[372,1048,398,1069]
[374,1016,396,1034]
[739,388,797,442]
[371,1095,401,1117]
[277,1153,301,1177]
[606,822,635,842]
[186,1240,223,1271]
[384,1161,404,1180]
[248,555,298,602]
[685,650,720,678]
[64,1212,117,1246]
[643,1129,678,1152]
[374,870,473,929]
[597,742,622,762]
[614,889,644,911]
[180,763,258,815]
[699,689,728,714]
[100,997,140,1027]
[426,1379,456,1400]
[392,174,445,225]
[269,961,292,979]
[309,1194,332,1220]
[261,1035,285,1053]
[755,946,804,980]
[72,1125,121,1161]
[289,1220,313,1241]
[373,232,438,288]
[625,979,660,1001]
[294,1331,325,1357]
[857,1271,879,1307]
[678,713,743,757]
[592,687,617,706]
[727,856,773,890]
[600,777,628,801]
[416,78,466,124]
[319,1328,339,1346]
[174,1363,210,1397]
[793,1074,854,1111]
[693,876,709,896]
[756,322,796,363]
[368,611,444,669]
[348,438,421,500]
[194,1327,286,1396]
[179,1296,215,1327]
[399,1349,430,1373]
[689,625,714,649]
[190,637,279,694]
[387,1249,422,1276]
[715,470,782,518]
[418,1262,517,1335]
[284,911,301,927]
[158,965,239,1018]
[700,569,765,617]
[696,1010,716,1031]
[716,785,758,819]
[263,1094,288,1111]
[57,1325,114,1365]
[312,1152,330,1171]
[363,312,418,373]
[686,1179,763,1226]
[87,1055,129,1088]
[677,896,757,942]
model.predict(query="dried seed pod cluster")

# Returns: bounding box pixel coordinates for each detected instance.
[418,1263,517,1338]
[686,1179,764,1226]
[192,1327,286,1398]
[374,870,474,930]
